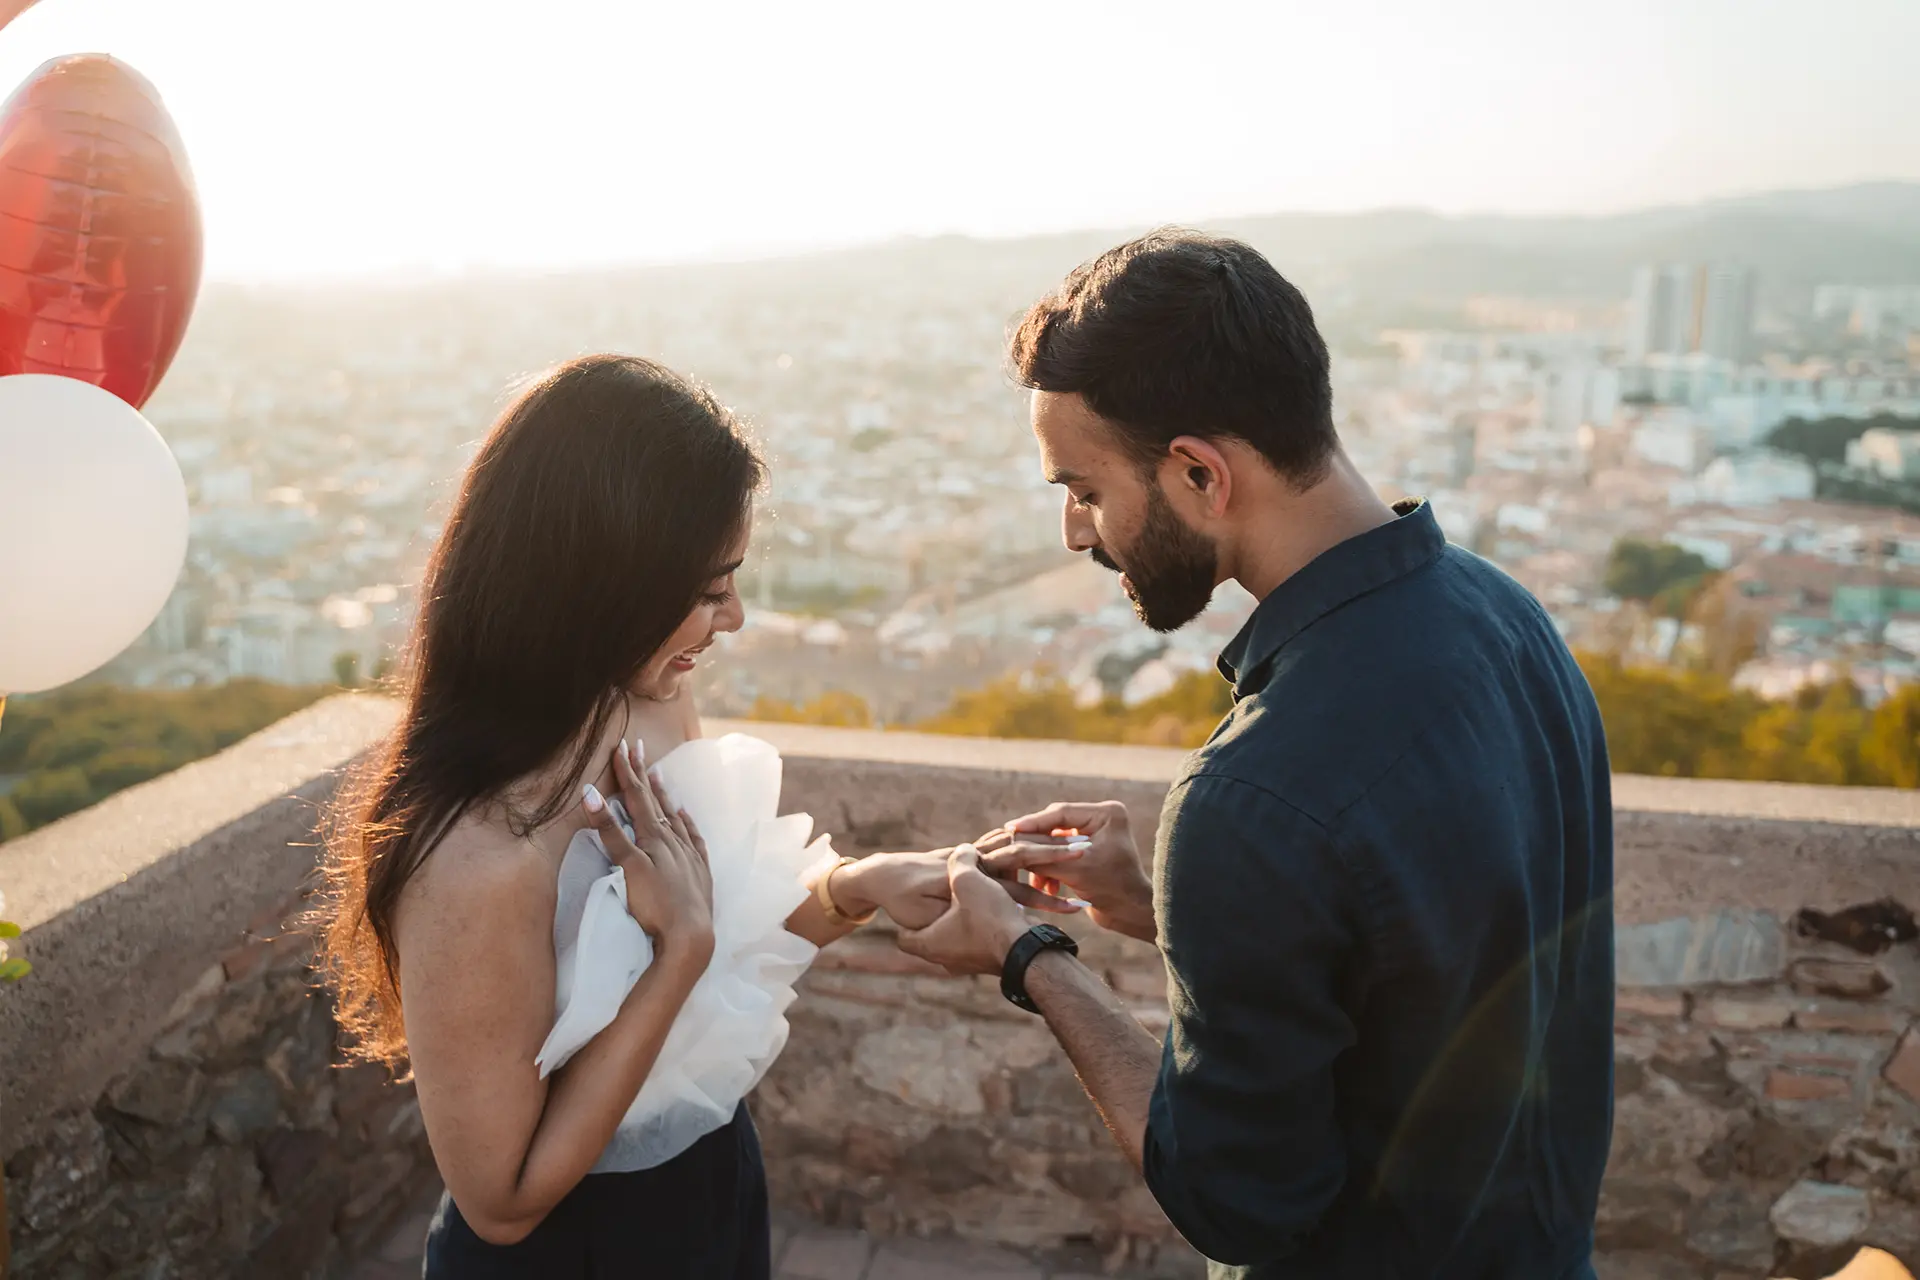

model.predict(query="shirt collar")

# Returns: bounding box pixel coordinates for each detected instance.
[1217,498,1444,698]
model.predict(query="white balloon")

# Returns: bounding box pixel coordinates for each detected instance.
[0,374,189,693]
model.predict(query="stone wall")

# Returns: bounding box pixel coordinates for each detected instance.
[0,697,428,1280]
[2,703,1916,1280]
[732,721,1920,1280]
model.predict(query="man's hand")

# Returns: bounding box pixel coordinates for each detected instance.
[838,848,1085,930]
[977,801,1156,943]
[896,846,1035,977]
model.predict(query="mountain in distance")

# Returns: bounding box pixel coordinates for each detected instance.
[827,181,1920,314]
[194,182,1920,342]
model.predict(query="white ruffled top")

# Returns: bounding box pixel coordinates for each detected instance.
[534,732,829,1173]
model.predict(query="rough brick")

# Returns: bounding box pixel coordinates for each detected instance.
[1794,1002,1905,1034]
[1766,1069,1852,1101]
[1616,911,1784,988]
[1769,1180,1871,1247]
[1885,1027,1920,1104]
[1696,995,1798,1030]
[221,938,276,982]
[1616,991,1688,1020]
[1789,957,1893,1001]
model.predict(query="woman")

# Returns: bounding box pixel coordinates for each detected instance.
[317,355,1064,1278]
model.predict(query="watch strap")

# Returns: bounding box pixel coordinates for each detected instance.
[1001,924,1079,1013]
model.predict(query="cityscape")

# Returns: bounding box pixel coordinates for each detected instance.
[99,181,1920,729]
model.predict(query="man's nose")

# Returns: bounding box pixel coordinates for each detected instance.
[1062,501,1098,554]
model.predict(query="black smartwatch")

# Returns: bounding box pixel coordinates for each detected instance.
[1000,923,1079,1013]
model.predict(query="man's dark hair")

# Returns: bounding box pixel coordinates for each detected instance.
[1009,228,1336,487]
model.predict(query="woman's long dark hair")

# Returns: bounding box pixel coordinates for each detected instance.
[318,354,764,1068]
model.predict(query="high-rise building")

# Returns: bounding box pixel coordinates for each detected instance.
[1626,264,1696,361]
[1697,265,1757,363]
[1624,263,1756,365]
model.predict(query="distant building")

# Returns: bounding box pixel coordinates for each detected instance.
[1674,450,1816,507]
[1846,427,1920,481]
[1449,419,1478,485]
[1620,360,1920,450]
[1629,408,1715,473]
[1626,265,1697,362]
[1535,362,1621,435]
[1697,265,1758,364]
[1813,285,1920,341]
[1624,263,1756,365]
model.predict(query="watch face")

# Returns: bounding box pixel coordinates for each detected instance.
[1034,924,1075,948]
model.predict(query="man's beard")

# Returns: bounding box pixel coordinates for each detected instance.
[1090,484,1218,633]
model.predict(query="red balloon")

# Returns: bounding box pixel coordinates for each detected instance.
[0,55,201,410]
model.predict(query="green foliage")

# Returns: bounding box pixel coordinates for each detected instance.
[333,651,363,689]
[903,654,1920,789]
[749,690,875,728]
[1604,538,1715,616]
[1766,412,1919,467]
[0,680,330,844]
[0,890,24,982]
[916,669,1233,750]
[1860,683,1920,788]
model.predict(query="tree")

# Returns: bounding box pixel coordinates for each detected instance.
[749,690,875,728]
[1604,538,1714,613]
[9,767,96,828]
[333,651,362,688]
[1767,412,1918,467]
[0,680,330,843]
[1861,684,1920,788]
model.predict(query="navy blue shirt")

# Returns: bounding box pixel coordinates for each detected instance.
[1141,499,1614,1279]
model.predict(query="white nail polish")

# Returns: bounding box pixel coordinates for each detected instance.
[631,738,645,767]
[1064,898,1092,909]
[582,783,605,813]
[1067,839,1093,852]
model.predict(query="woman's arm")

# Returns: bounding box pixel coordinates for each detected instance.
[398,746,714,1245]
[399,845,706,1243]
[786,847,1085,945]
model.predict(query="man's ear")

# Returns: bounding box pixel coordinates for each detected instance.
[1166,436,1233,519]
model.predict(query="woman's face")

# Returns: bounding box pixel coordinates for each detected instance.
[631,523,751,701]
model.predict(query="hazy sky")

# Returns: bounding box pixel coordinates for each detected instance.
[1,0,1914,280]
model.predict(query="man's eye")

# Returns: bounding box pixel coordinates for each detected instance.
[1073,492,1096,509]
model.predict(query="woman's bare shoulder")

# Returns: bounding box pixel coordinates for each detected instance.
[396,812,559,948]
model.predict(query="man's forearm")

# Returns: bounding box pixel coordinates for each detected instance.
[1025,949,1163,1170]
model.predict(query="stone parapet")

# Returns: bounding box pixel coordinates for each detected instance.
[0,701,1913,1278]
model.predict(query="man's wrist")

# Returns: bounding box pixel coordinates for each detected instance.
[991,915,1034,968]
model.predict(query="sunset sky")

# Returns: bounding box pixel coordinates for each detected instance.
[0,0,1914,280]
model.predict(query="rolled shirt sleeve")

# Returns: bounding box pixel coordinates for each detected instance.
[1142,774,1365,1267]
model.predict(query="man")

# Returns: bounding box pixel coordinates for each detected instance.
[901,230,1614,1278]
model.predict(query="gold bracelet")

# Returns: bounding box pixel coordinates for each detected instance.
[816,855,876,927]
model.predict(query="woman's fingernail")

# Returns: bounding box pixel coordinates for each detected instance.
[1067,839,1093,852]
[583,783,606,813]
[631,739,645,767]
[1064,897,1092,910]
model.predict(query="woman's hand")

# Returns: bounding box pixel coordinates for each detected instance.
[582,739,714,967]
[836,847,1082,930]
